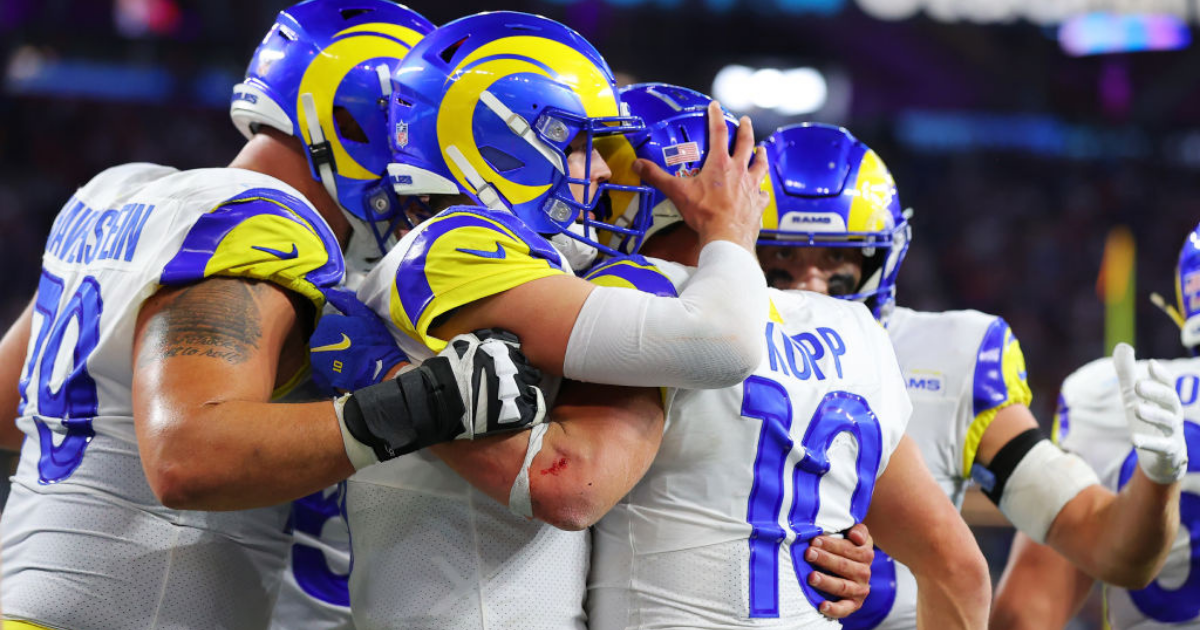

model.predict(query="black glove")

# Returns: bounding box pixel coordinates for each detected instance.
[337,329,547,468]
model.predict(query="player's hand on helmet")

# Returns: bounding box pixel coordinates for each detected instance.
[310,288,409,396]
[806,523,874,619]
[435,329,548,439]
[632,100,769,253]
[1114,342,1188,484]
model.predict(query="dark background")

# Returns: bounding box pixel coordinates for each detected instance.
[4,1,1200,626]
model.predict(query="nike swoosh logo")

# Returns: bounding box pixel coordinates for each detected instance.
[456,241,506,260]
[311,333,351,353]
[252,243,299,260]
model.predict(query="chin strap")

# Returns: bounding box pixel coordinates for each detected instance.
[375,64,392,100]
[300,92,341,209]
[300,91,397,272]
[446,145,505,211]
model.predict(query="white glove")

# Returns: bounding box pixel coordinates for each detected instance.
[1114,343,1188,484]
[440,329,548,440]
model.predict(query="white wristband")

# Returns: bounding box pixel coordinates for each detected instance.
[334,394,381,471]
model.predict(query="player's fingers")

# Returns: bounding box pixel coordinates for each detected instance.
[1136,379,1182,412]
[748,145,769,184]
[812,534,874,565]
[1149,359,1177,388]
[808,569,870,599]
[706,101,731,164]
[1135,403,1180,433]
[845,522,874,548]
[732,115,757,166]
[1132,434,1179,455]
[632,158,679,196]
[817,598,861,620]
[1113,342,1138,399]
[322,287,360,316]
[807,544,870,583]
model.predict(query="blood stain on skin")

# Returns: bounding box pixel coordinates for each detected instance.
[540,457,568,476]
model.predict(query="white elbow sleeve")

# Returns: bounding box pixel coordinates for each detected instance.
[972,429,1100,544]
[563,240,768,389]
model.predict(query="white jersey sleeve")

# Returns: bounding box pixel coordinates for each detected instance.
[843,306,1033,630]
[586,258,910,630]
[1056,355,1200,630]
[1,163,344,630]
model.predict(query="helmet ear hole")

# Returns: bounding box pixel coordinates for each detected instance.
[334,106,369,144]
[479,145,525,173]
[439,36,469,64]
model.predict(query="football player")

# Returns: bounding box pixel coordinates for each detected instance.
[0,2,548,629]
[334,12,878,629]
[990,226,1200,630]
[578,83,990,629]
[753,122,1186,629]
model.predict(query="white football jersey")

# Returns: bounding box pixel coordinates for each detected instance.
[582,256,911,630]
[269,485,355,630]
[842,306,1033,630]
[346,207,587,630]
[1057,355,1200,630]
[0,162,345,630]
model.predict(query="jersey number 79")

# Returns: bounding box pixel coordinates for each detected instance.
[19,269,103,484]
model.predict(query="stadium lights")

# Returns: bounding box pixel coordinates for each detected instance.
[712,64,828,116]
[855,0,1192,24]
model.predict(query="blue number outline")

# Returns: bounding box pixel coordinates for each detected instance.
[21,270,102,484]
[289,486,352,607]
[741,377,884,617]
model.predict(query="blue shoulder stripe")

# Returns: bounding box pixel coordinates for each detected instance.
[972,317,1013,418]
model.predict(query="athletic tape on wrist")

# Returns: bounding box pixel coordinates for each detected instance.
[334,394,380,471]
[508,422,551,519]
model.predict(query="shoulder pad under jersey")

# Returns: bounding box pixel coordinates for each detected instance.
[160,187,344,309]
[386,206,571,352]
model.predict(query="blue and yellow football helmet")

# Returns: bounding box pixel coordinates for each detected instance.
[759,123,910,322]
[384,11,652,256]
[230,0,433,270]
[1158,224,1200,353]
[598,83,739,253]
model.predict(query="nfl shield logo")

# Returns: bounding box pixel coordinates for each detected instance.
[394,122,409,148]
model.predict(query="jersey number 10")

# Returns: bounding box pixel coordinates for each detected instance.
[741,376,883,618]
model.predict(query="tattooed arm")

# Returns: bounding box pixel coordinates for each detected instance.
[132,278,354,511]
